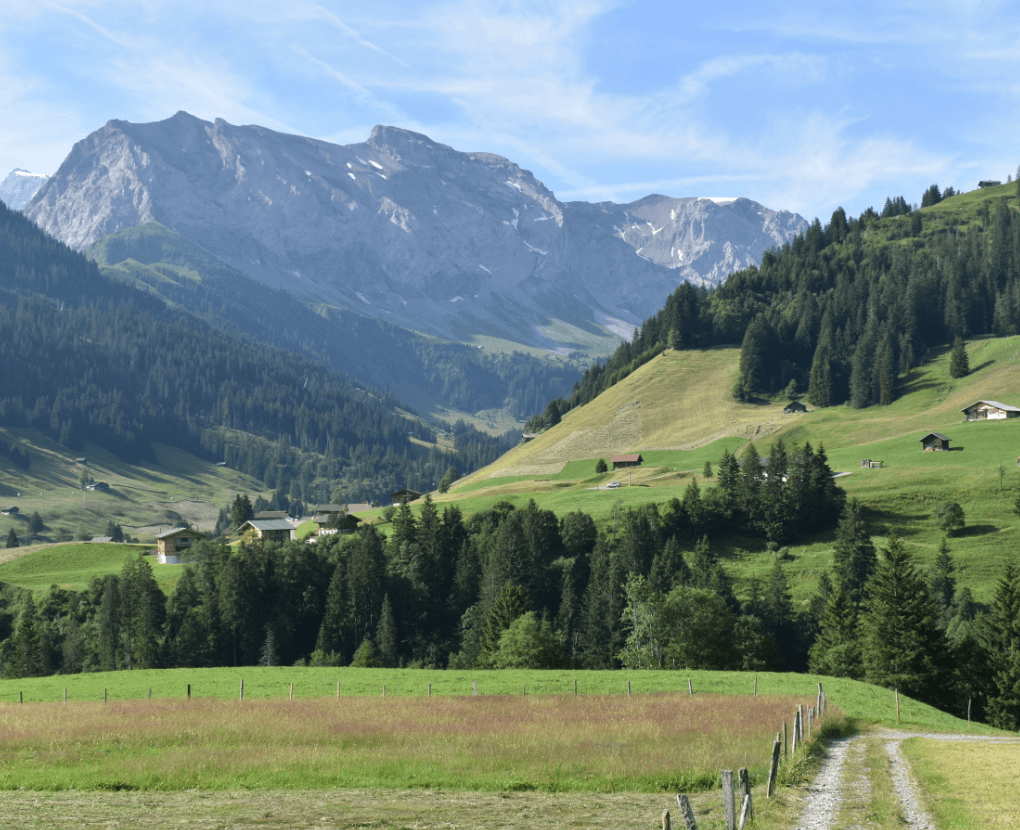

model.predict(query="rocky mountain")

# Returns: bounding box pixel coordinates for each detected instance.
[26,112,807,352]
[0,169,49,211]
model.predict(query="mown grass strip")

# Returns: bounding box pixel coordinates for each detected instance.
[903,737,1020,829]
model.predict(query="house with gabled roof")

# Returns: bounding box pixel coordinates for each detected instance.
[156,527,204,563]
[238,519,295,544]
[960,400,1020,421]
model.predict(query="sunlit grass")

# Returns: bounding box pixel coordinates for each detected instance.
[0,693,811,792]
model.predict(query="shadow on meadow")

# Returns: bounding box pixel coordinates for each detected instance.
[954,524,999,538]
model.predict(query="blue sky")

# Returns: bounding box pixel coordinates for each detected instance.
[2,0,1018,221]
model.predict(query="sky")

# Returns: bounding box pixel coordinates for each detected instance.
[1,0,1018,222]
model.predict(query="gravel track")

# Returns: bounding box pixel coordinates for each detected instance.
[797,728,1020,830]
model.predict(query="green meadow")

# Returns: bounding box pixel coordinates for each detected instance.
[0,543,181,594]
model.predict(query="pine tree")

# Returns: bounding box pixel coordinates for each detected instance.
[949,336,970,378]
[809,585,862,678]
[5,528,18,549]
[831,499,876,606]
[984,561,1020,730]
[860,532,955,708]
[927,537,956,628]
[376,594,399,668]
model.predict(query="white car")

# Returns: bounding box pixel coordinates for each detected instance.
[607,481,621,489]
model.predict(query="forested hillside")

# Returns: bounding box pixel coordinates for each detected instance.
[89,222,578,422]
[527,181,1020,430]
[0,201,514,502]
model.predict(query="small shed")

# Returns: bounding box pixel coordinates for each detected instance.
[611,454,643,470]
[1,506,18,516]
[391,489,422,505]
[784,401,808,414]
[919,432,951,452]
[156,527,204,563]
[960,400,1020,421]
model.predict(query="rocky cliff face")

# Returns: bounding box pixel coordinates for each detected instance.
[26,112,806,350]
[0,169,49,211]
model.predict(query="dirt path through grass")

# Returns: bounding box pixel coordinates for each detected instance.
[798,728,1020,830]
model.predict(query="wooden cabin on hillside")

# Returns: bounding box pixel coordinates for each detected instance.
[784,401,808,414]
[960,400,1020,421]
[391,489,422,505]
[611,454,643,470]
[156,527,204,563]
[919,432,951,451]
[238,519,295,544]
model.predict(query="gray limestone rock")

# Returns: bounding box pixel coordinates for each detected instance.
[26,112,807,350]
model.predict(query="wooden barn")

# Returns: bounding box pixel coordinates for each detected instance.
[919,432,951,452]
[960,400,1020,421]
[611,454,643,470]
[784,401,808,414]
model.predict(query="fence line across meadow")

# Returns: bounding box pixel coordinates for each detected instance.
[0,672,823,704]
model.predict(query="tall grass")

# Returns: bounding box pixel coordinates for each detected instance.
[0,693,807,792]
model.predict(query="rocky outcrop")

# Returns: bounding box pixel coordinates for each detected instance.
[26,112,807,350]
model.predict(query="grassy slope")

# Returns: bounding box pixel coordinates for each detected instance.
[424,334,1020,604]
[0,425,269,551]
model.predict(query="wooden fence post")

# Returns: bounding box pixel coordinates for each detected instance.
[187,683,191,700]
[766,734,781,798]
[895,688,900,723]
[627,680,631,697]
[472,681,477,695]
[63,688,67,704]
[147,688,152,700]
[104,689,107,703]
[382,685,386,699]
[721,769,735,830]
[753,675,757,697]
[675,794,698,830]
[19,691,22,704]
[239,679,244,701]
[289,682,294,701]
[661,808,671,830]
[574,678,577,697]
[336,681,340,699]
[783,720,788,759]
[738,794,753,830]
[523,684,526,697]
[688,678,693,696]
[428,682,432,698]
[967,698,972,730]
[737,768,750,803]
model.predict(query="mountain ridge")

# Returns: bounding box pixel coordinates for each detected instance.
[25,112,808,352]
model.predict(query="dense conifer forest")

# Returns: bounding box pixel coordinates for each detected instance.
[0,200,515,502]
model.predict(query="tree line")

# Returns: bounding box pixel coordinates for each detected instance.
[4,437,1018,724]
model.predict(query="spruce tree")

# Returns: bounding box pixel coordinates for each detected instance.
[809,585,862,678]
[831,499,876,606]
[984,561,1020,730]
[376,594,399,668]
[5,528,18,549]
[860,532,955,707]
[949,336,970,378]
[927,537,956,628]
